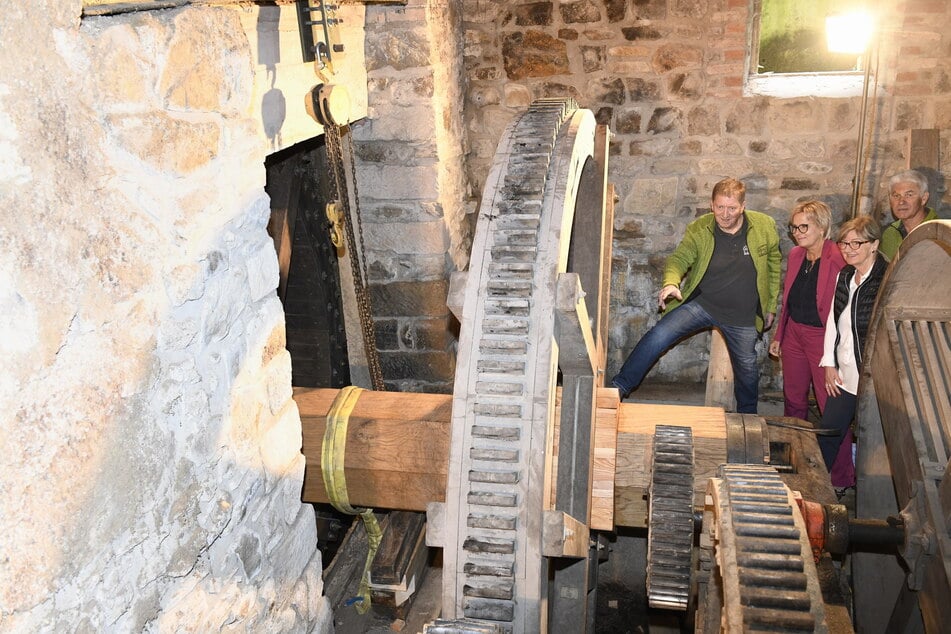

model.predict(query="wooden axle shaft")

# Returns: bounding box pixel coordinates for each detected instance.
[296,386,732,529]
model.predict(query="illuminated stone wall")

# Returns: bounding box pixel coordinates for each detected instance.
[0,2,366,630]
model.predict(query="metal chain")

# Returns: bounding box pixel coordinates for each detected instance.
[325,122,385,391]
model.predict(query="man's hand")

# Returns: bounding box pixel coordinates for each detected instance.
[658,284,682,310]
[768,340,781,359]
[764,312,775,330]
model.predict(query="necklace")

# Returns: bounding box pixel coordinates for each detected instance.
[802,257,819,275]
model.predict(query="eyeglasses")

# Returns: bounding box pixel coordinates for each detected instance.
[789,223,810,234]
[890,191,920,201]
[837,239,870,250]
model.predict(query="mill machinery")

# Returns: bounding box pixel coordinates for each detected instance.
[297,99,951,633]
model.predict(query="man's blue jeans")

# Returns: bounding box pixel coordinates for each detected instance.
[610,302,760,413]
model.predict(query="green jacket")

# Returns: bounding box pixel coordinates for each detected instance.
[662,210,781,332]
[879,208,938,261]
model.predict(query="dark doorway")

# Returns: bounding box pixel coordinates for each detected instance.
[265,136,350,388]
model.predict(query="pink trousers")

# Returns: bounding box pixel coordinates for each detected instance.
[780,319,828,419]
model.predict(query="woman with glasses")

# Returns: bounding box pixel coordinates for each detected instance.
[819,216,888,493]
[769,201,845,420]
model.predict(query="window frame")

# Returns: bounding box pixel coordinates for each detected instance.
[745,0,866,98]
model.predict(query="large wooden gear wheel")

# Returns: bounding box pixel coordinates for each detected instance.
[696,465,829,633]
[432,99,608,633]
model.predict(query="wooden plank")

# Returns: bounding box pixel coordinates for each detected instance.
[596,180,616,384]
[908,129,940,171]
[704,330,735,410]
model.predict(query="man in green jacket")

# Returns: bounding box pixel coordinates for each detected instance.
[611,177,781,413]
[880,169,937,261]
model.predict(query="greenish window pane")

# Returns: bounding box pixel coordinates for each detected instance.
[758,0,866,73]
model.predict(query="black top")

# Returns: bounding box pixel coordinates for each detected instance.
[695,218,757,326]
[787,257,822,327]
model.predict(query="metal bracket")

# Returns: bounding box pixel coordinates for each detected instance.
[296,0,345,72]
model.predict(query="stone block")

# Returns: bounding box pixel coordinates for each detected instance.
[540,82,582,100]
[261,398,305,476]
[672,0,708,18]
[92,37,149,106]
[161,11,249,114]
[358,164,440,200]
[609,60,653,75]
[363,220,449,255]
[797,162,833,175]
[396,253,452,280]
[632,0,668,19]
[366,29,431,71]
[560,0,602,23]
[367,105,436,141]
[767,99,822,133]
[402,315,457,351]
[615,109,643,134]
[652,44,703,73]
[509,2,554,25]
[264,349,293,416]
[581,46,606,73]
[502,31,569,80]
[380,349,454,382]
[558,28,580,40]
[469,85,501,107]
[107,113,221,174]
[687,105,720,135]
[894,100,924,130]
[370,279,451,318]
[353,140,419,165]
[725,99,767,135]
[246,240,280,303]
[668,72,705,99]
[781,178,820,191]
[622,25,662,40]
[647,107,682,135]
[503,83,533,107]
[375,318,400,350]
[605,0,627,21]
[626,177,680,216]
[589,77,626,105]
[626,78,661,102]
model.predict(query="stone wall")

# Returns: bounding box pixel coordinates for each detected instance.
[461,0,951,390]
[0,3,367,630]
[354,0,468,393]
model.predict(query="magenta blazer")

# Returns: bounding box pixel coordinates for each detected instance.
[774,239,846,344]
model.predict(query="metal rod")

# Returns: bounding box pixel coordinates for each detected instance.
[849,517,905,546]
[850,45,875,218]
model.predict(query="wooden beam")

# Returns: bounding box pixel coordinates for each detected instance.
[704,330,735,411]
[297,387,833,529]
[299,386,620,529]
[297,387,452,511]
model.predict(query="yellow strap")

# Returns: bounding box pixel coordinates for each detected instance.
[322,386,382,614]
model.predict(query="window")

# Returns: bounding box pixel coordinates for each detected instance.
[747,0,873,97]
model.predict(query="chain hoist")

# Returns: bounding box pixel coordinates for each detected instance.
[317,86,385,392]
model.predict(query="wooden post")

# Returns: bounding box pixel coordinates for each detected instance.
[704,330,735,411]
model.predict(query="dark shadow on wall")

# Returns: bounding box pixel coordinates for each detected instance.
[913,167,949,217]
[258,5,287,150]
